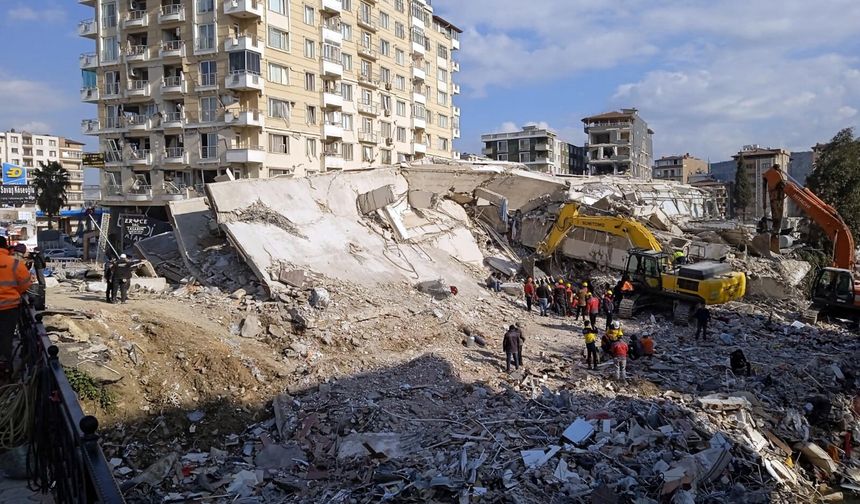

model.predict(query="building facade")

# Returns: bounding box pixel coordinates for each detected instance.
[480,125,584,175]
[0,130,86,208]
[568,144,587,175]
[582,108,653,179]
[732,145,790,220]
[652,154,707,184]
[78,0,461,209]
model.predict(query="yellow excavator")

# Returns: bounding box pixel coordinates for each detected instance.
[524,203,747,322]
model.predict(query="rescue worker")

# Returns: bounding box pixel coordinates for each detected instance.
[523,277,536,312]
[565,283,575,317]
[104,255,116,303]
[0,236,34,381]
[111,254,138,304]
[615,274,634,313]
[30,247,47,310]
[502,324,524,372]
[629,334,644,360]
[603,291,615,329]
[611,338,629,381]
[553,280,568,317]
[586,292,600,329]
[640,334,655,357]
[576,282,589,321]
[673,250,688,265]
[694,305,711,340]
[535,280,551,317]
[583,325,599,370]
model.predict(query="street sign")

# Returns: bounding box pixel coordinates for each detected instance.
[2,163,26,185]
[82,153,105,168]
[0,185,36,205]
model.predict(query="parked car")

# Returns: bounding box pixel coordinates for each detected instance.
[43,248,82,260]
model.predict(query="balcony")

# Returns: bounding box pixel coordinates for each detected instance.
[81,119,100,136]
[126,114,150,130]
[452,83,461,95]
[321,20,343,44]
[452,106,461,117]
[453,128,461,139]
[103,184,124,201]
[226,146,266,164]
[452,38,460,51]
[357,44,377,60]
[358,130,378,144]
[127,149,152,165]
[322,56,343,77]
[164,147,189,165]
[412,66,426,81]
[102,117,123,131]
[123,10,148,29]
[358,102,379,116]
[324,154,345,170]
[160,40,185,59]
[320,0,342,13]
[160,182,190,201]
[79,52,98,69]
[357,14,377,31]
[224,34,265,56]
[224,0,263,18]
[413,142,427,154]
[158,4,185,23]
[80,86,99,102]
[413,117,426,130]
[78,19,97,38]
[324,121,344,139]
[126,185,153,202]
[161,76,187,94]
[535,142,550,151]
[452,61,460,72]
[126,80,151,98]
[124,45,149,62]
[322,90,343,109]
[79,0,96,5]
[413,91,426,105]
[161,111,186,130]
[225,71,264,92]
[358,72,378,88]
[225,109,265,128]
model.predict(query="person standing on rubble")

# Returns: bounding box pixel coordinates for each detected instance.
[577,282,589,321]
[536,280,551,316]
[104,255,116,303]
[603,291,615,330]
[523,277,536,312]
[583,326,599,370]
[553,280,568,317]
[30,247,47,310]
[502,324,523,372]
[0,236,33,382]
[111,254,138,304]
[694,305,711,340]
[586,292,600,328]
[611,337,629,380]
[565,283,575,317]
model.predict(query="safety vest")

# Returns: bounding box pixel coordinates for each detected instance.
[621,281,634,292]
[0,249,32,310]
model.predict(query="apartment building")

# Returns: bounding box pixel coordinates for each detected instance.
[480,125,586,175]
[78,0,461,210]
[732,145,790,220]
[582,109,653,179]
[0,130,86,208]
[652,154,707,184]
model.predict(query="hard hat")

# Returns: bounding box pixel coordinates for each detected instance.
[120,254,128,259]
[583,282,588,286]
[607,290,613,295]
[611,321,621,329]
[566,283,572,288]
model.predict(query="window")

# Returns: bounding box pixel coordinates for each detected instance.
[304,6,315,24]
[268,0,286,14]
[304,38,315,58]
[342,23,352,41]
[497,141,508,153]
[343,143,354,161]
[518,139,530,149]
[268,63,289,84]
[498,154,508,161]
[269,26,290,51]
[305,72,315,91]
[49,151,56,157]
[199,61,217,86]
[342,113,354,130]
[380,122,392,139]
[269,98,291,118]
[380,12,389,29]
[9,137,16,144]
[35,139,43,145]
[49,140,56,147]
[228,50,261,73]
[395,75,405,90]
[438,114,448,128]
[198,0,214,13]
[437,44,448,60]
[201,133,218,159]
[101,1,117,27]
[395,21,405,39]
[306,106,317,125]
[519,152,531,163]
[395,49,405,65]
[306,138,317,157]
[342,0,351,10]
[437,90,448,106]
[36,150,44,156]
[270,134,290,154]
[380,94,392,113]
[379,67,391,84]
[360,60,372,79]
[197,24,216,50]
[341,83,353,101]
[341,53,352,71]
[10,148,17,154]
[200,96,218,122]
[381,149,392,164]
[362,146,374,162]
[102,36,118,61]
[394,0,404,12]
[438,138,449,151]
[396,127,406,142]
[438,68,448,83]
[361,89,373,105]
[380,39,390,56]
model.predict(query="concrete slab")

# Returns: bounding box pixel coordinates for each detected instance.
[357,185,397,214]
[167,197,212,277]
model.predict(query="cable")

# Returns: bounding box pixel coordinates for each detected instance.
[0,372,36,449]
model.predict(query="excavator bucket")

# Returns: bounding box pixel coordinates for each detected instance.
[521,255,550,283]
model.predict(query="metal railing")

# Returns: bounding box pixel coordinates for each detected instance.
[162,39,184,53]
[160,4,183,16]
[19,300,125,503]
[163,111,184,123]
[162,76,185,88]
[198,72,217,87]
[165,147,186,159]
[125,10,147,22]
[104,82,120,96]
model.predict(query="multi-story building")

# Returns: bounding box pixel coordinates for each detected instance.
[0,130,86,208]
[732,145,790,220]
[652,154,707,184]
[582,108,653,179]
[480,125,585,175]
[568,144,587,175]
[78,0,461,211]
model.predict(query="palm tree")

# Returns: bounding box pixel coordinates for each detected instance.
[32,161,70,230]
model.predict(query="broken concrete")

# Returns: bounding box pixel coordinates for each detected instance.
[356,184,397,214]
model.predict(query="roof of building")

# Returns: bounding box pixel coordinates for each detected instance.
[60,138,86,146]
[709,151,814,185]
[432,15,463,33]
[582,110,636,122]
[657,154,703,161]
[731,146,790,158]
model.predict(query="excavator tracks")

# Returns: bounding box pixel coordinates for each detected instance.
[619,297,637,319]
[801,309,820,325]
[672,301,693,325]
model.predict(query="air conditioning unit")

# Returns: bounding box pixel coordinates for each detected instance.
[384,109,391,116]
[386,138,393,146]
[385,82,392,90]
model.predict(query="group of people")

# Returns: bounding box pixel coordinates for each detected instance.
[104,254,139,304]
[523,276,634,330]
[582,321,655,380]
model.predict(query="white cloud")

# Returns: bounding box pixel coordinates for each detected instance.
[497,122,519,133]
[10,121,52,134]
[8,5,66,23]
[0,71,76,138]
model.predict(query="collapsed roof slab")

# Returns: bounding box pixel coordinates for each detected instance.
[167,197,212,278]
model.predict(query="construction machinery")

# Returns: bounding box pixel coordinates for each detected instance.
[525,203,747,321]
[762,164,859,324]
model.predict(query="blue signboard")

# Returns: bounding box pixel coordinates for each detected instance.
[2,163,26,185]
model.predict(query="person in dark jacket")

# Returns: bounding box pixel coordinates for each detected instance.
[603,291,615,330]
[502,324,524,372]
[111,254,139,303]
[30,247,47,310]
[535,280,551,316]
[104,256,116,303]
[694,305,711,340]
[553,281,568,317]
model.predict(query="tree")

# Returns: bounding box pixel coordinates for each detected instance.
[32,161,70,230]
[806,128,860,249]
[733,152,752,222]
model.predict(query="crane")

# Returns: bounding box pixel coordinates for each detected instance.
[762,164,860,323]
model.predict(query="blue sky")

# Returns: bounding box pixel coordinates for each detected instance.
[1,0,859,163]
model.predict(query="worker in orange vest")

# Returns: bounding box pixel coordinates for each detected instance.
[0,236,34,381]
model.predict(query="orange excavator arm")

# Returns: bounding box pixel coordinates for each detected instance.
[762,165,855,270]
